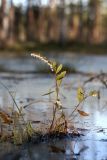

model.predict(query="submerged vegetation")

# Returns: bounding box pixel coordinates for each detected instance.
[0,53,98,145]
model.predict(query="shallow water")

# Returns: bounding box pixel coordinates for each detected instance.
[0,53,107,159]
[1,130,107,160]
[0,74,107,130]
[0,53,107,73]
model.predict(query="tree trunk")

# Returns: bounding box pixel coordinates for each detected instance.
[26,0,35,41]
[78,0,83,41]
[87,0,101,44]
[8,0,15,44]
[0,0,9,44]
[59,0,67,45]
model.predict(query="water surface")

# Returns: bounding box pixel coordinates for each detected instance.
[0,53,107,159]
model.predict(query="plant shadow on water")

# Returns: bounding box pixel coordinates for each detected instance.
[0,53,107,159]
[1,130,107,160]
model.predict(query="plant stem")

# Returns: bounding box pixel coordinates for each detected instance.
[70,96,88,118]
[49,104,57,132]
[55,74,59,100]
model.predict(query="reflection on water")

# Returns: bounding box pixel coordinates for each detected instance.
[1,131,107,160]
[0,53,107,159]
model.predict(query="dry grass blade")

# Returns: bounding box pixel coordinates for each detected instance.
[0,81,20,113]
[42,91,55,96]
[0,111,13,124]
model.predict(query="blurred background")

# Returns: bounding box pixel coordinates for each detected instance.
[1,2,107,160]
[0,0,107,54]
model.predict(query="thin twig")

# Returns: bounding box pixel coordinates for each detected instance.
[69,96,88,118]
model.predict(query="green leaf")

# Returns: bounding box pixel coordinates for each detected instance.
[89,90,98,97]
[56,71,66,80]
[56,64,63,74]
[26,122,34,137]
[77,87,84,102]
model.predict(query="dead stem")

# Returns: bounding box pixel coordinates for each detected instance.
[49,104,57,132]
[84,72,107,87]
[69,96,88,118]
